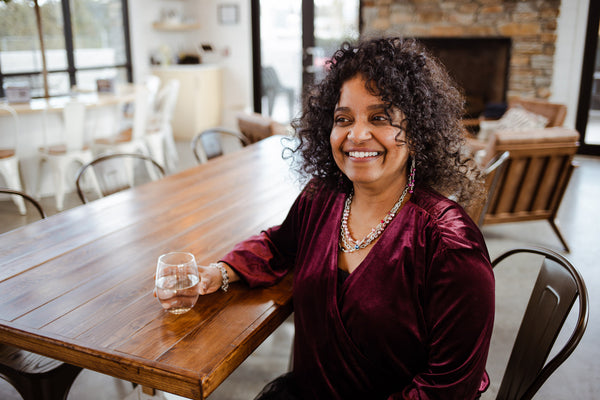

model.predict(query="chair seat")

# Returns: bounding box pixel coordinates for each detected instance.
[0,148,16,159]
[39,144,91,155]
[492,127,580,145]
[94,128,133,145]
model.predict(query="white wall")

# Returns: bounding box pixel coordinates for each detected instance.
[127,0,253,129]
[127,0,590,131]
[552,0,590,129]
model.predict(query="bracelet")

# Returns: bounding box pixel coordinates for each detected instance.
[209,262,229,292]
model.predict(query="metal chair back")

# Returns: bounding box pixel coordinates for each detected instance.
[63,100,87,152]
[0,103,19,153]
[492,246,589,400]
[0,188,46,220]
[469,151,510,226]
[75,153,165,203]
[191,127,250,164]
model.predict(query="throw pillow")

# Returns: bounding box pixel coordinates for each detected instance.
[496,105,549,131]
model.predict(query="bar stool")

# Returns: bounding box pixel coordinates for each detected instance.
[0,103,27,215]
[37,101,94,211]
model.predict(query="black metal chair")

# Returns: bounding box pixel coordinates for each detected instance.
[492,246,589,400]
[191,127,250,164]
[0,189,83,400]
[465,151,510,226]
[75,153,165,204]
[0,347,83,400]
[0,187,46,220]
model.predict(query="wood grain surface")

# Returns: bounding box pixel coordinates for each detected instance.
[0,135,301,399]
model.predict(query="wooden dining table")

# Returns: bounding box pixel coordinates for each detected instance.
[0,135,301,399]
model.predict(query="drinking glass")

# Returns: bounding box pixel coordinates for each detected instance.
[155,252,200,314]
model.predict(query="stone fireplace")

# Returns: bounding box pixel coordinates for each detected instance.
[361,0,561,117]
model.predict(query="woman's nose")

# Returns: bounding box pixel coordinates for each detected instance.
[347,120,372,143]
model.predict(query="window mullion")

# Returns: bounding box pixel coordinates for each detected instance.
[122,0,133,83]
[61,0,76,88]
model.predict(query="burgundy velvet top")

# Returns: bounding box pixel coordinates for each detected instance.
[221,184,495,400]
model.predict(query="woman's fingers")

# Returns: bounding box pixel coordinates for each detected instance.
[197,265,221,295]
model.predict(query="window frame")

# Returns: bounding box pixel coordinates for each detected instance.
[0,0,133,99]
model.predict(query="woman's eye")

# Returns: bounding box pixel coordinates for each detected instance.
[372,115,389,123]
[334,116,351,125]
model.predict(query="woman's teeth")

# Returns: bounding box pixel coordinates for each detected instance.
[348,151,379,158]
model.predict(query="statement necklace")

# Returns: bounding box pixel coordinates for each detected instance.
[339,185,410,253]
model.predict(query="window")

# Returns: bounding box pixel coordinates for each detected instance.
[0,0,131,98]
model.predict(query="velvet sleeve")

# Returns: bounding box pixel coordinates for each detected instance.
[219,189,306,287]
[393,209,495,400]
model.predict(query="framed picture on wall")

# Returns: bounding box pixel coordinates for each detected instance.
[218,4,239,25]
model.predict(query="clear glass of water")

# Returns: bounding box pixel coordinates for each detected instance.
[155,252,200,314]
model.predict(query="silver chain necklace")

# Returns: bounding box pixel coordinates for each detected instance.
[339,185,410,253]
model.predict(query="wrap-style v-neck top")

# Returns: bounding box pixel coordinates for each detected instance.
[221,184,495,399]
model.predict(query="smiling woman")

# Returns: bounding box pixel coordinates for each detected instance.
[187,37,495,400]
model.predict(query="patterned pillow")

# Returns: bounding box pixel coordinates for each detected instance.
[496,105,549,131]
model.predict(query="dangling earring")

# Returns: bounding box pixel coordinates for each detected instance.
[408,157,416,193]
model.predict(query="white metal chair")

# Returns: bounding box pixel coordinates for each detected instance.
[144,74,161,110]
[146,79,180,172]
[0,104,26,214]
[93,85,152,157]
[36,101,94,211]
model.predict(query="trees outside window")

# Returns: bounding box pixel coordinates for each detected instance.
[0,0,131,98]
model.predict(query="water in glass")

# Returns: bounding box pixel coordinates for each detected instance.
[155,252,200,314]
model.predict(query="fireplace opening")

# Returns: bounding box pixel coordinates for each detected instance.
[417,37,512,119]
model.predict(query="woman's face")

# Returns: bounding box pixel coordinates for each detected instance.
[330,75,410,193]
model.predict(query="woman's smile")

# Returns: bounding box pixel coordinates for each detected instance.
[346,150,382,159]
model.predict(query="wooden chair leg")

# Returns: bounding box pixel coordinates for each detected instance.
[549,218,570,253]
[142,386,156,395]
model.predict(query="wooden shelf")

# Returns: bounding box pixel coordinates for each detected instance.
[152,22,200,31]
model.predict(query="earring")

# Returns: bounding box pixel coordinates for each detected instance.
[408,157,416,193]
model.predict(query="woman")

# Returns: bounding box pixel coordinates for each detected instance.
[197,37,494,399]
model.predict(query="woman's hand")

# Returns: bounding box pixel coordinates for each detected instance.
[197,262,240,295]
[197,265,224,295]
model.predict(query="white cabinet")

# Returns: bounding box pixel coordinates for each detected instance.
[151,65,223,140]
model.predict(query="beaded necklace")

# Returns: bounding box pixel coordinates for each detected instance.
[339,185,410,253]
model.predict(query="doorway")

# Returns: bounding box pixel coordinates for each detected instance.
[251,0,359,124]
[575,0,600,155]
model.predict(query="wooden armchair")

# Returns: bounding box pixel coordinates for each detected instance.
[475,127,580,252]
[236,112,290,144]
[467,97,568,152]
